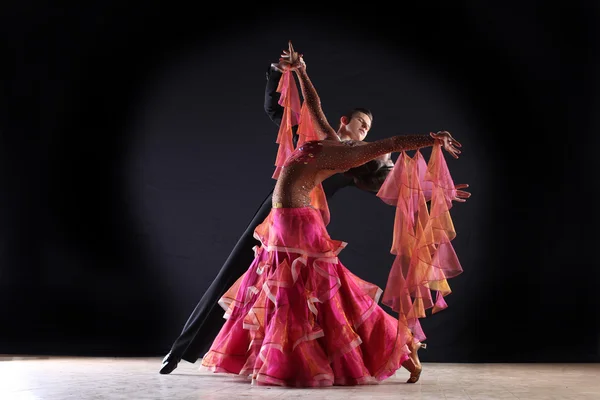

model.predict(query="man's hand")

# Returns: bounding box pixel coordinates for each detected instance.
[453,183,471,203]
[270,62,284,73]
[430,130,461,159]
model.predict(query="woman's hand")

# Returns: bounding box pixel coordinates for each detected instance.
[430,130,462,159]
[279,40,306,71]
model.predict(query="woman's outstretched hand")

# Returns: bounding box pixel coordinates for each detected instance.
[430,130,462,159]
[430,130,469,201]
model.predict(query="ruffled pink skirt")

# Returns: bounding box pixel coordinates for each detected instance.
[200,207,412,387]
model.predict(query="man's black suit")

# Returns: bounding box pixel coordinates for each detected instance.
[160,66,393,372]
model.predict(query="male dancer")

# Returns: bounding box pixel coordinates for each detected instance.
[159,63,396,374]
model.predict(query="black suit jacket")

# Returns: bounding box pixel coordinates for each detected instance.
[264,66,394,197]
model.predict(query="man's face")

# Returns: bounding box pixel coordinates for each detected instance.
[345,112,372,141]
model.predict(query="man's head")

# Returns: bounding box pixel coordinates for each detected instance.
[337,108,373,141]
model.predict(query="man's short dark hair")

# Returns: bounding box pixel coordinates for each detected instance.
[340,108,373,127]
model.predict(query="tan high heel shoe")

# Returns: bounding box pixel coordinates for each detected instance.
[406,341,427,383]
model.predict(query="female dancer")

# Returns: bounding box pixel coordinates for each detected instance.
[200,42,462,387]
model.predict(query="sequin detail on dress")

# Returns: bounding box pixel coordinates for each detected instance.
[283,140,323,166]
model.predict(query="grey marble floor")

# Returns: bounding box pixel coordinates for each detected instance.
[0,356,598,399]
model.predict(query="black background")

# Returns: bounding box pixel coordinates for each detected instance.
[1,3,598,362]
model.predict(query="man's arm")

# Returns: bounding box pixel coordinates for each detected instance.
[338,140,394,193]
[264,65,284,127]
[347,154,395,193]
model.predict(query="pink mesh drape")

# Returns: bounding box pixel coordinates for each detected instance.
[272,71,301,180]
[376,144,463,342]
[272,70,330,225]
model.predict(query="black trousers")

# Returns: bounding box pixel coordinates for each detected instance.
[169,190,274,363]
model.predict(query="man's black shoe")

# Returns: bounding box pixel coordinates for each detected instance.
[159,352,179,375]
